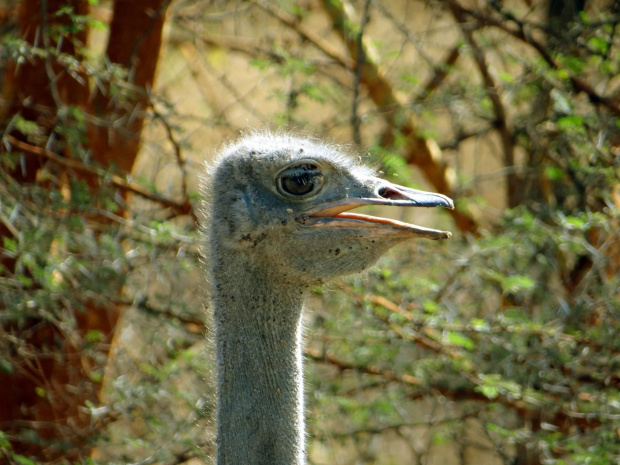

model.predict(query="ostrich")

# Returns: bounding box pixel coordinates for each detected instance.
[201,132,452,465]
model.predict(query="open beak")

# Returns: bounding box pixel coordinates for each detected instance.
[302,180,453,240]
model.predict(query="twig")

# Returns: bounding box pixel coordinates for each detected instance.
[373,0,438,69]
[439,126,494,151]
[147,91,190,202]
[131,295,207,334]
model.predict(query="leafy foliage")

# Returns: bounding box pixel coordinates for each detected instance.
[1,0,619,464]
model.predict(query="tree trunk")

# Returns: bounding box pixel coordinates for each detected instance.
[0,0,169,461]
[87,0,170,175]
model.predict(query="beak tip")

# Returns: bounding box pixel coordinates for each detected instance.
[440,195,455,210]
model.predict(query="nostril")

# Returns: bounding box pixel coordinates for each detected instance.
[378,186,407,200]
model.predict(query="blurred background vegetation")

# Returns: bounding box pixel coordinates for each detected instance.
[0,0,618,464]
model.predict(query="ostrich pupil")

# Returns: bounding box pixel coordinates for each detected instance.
[279,163,322,197]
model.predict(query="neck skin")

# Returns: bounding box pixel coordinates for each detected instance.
[212,257,306,465]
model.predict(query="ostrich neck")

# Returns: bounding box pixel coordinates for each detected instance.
[212,257,306,465]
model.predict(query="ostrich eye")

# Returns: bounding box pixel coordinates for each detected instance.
[277,163,324,198]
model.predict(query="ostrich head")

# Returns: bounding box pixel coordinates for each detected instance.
[204,132,453,287]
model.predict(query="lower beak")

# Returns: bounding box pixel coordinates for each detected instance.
[302,180,453,240]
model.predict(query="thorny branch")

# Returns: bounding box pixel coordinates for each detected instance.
[313,407,485,440]
[305,346,423,387]
[3,135,194,217]
[329,286,619,428]
[187,0,479,240]
[444,0,620,117]
[131,292,616,433]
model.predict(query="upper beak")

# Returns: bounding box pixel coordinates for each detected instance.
[301,179,453,240]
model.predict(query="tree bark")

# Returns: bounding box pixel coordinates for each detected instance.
[87,0,170,175]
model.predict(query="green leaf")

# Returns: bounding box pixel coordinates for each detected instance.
[561,55,586,74]
[557,115,584,131]
[0,431,12,450]
[486,423,516,438]
[502,275,535,293]
[14,455,36,465]
[69,179,91,208]
[502,308,528,322]
[400,73,419,86]
[498,71,514,83]
[3,237,18,253]
[85,329,104,343]
[561,214,588,230]
[249,58,271,71]
[14,117,43,138]
[445,331,475,350]
[17,275,33,287]
[0,359,13,374]
[545,166,565,181]
[478,385,499,400]
[300,83,325,103]
[588,36,609,55]
[432,429,452,444]
[470,318,489,332]
[423,300,441,314]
